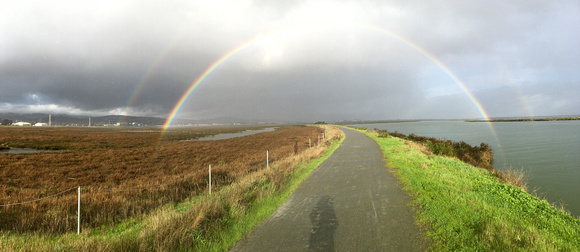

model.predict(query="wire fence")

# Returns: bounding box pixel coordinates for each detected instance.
[0,134,327,234]
[0,164,214,234]
[0,187,78,207]
[0,133,330,208]
[0,169,206,208]
[0,149,288,234]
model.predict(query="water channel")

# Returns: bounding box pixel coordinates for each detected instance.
[350,120,580,218]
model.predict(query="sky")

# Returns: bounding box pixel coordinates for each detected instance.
[1,0,579,123]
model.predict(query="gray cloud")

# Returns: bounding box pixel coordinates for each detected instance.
[1,0,578,122]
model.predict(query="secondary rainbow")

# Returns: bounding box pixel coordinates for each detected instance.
[162,37,263,130]
[123,32,188,124]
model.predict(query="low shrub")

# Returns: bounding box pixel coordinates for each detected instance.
[361,128,580,251]
[374,129,494,171]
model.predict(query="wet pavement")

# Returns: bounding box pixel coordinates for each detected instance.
[230,127,428,251]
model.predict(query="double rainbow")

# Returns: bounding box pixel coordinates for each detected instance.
[152,23,499,145]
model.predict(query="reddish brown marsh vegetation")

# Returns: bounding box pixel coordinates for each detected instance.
[0,125,324,234]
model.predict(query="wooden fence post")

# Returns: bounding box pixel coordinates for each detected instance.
[294,141,298,155]
[77,186,81,234]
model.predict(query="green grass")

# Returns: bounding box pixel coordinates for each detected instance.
[193,135,343,251]
[356,128,580,251]
[0,129,344,251]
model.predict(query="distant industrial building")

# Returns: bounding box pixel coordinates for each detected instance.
[34,123,49,126]
[13,122,32,126]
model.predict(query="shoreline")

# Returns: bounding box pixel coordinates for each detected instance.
[466,116,580,122]
[352,127,580,250]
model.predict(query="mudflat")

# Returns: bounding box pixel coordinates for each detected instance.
[231,127,428,251]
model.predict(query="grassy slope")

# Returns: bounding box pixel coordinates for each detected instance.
[357,128,580,251]
[0,126,344,251]
[193,131,344,251]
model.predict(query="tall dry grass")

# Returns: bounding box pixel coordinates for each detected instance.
[0,125,343,251]
[493,168,528,192]
[125,125,343,251]
[0,125,325,234]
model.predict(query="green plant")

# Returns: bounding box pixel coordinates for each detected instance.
[357,127,580,251]
[375,129,494,171]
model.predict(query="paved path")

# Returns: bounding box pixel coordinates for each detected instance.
[231,127,427,251]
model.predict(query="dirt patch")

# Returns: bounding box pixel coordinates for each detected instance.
[405,141,432,156]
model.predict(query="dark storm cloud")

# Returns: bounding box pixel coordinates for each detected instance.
[476,82,580,117]
[1,0,578,121]
[1,1,231,115]
[179,64,423,122]
[420,81,580,119]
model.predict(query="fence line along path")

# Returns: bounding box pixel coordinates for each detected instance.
[0,169,203,208]
[231,127,429,251]
[0,187,78,207]
[1,149,278,233]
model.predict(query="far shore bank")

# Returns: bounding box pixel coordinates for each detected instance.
[467,116,580,122]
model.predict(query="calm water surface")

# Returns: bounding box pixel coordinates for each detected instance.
[194,127,277,141]
[0,148,63,154]
[351,121,580,218]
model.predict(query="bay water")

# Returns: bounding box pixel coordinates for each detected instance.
[350,121,580,218]
[194,127,277,141]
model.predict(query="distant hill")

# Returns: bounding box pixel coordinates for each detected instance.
[0,113,292,126]
[0,113,166,126]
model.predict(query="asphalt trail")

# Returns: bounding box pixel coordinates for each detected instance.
[231,127,427,251]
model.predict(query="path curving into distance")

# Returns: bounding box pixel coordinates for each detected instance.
[231,127,428,251]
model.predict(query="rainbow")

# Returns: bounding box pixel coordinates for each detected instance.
[160,23,501,145]
[476,43,535,119]
[161,38,259,131]
[362,25,493,121]
[122,33,187,125]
